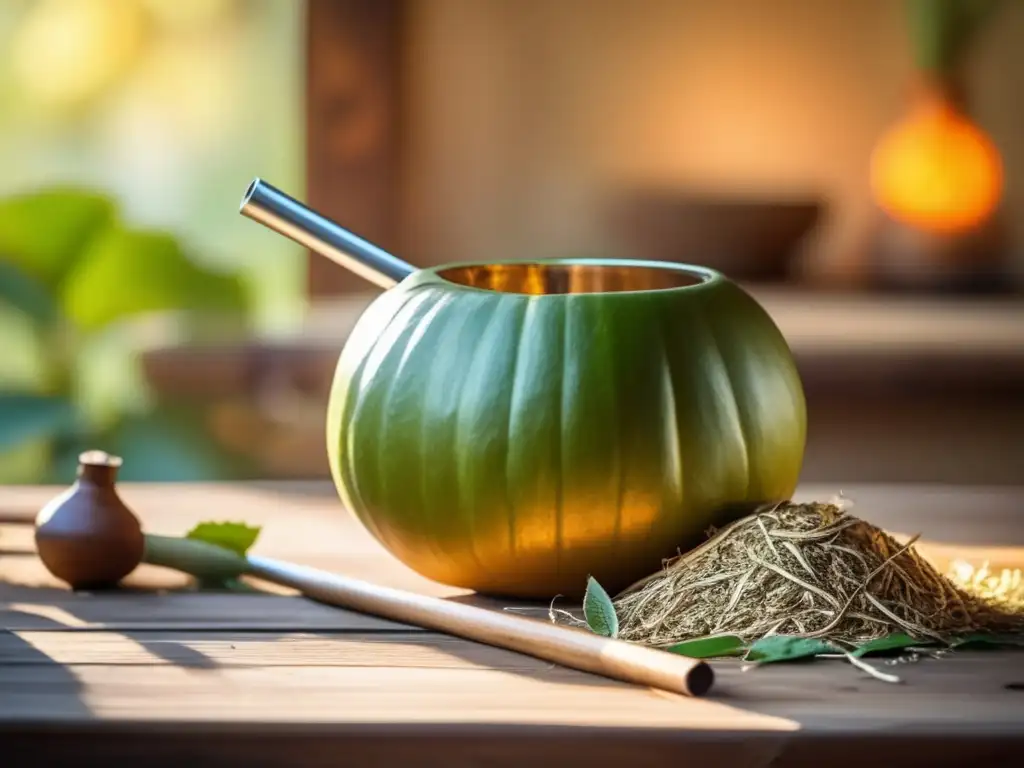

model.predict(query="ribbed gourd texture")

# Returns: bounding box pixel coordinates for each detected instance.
[327,265,806,600]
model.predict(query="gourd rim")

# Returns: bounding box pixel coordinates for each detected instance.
[412,258,726,297]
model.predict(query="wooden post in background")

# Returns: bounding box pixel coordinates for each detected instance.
[305,0,406,297]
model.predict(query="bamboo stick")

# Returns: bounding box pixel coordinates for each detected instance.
[246,555,714,697]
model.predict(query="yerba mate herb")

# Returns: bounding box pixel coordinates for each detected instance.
[608,499,1024,651]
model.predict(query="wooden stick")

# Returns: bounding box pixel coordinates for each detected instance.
[246,555,714,697]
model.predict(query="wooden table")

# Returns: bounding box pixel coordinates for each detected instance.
[2,481,1023,767]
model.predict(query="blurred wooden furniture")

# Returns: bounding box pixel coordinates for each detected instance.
[305,0,406,297]
[605,189,823,282]
[2,481,1024,766]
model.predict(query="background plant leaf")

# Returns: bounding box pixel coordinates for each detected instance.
[187,521,262,557]
[746,635,838,663]
[0,187,115,288]
[0,261,59,325]
[851,632,923,657]
[0,394,78,453]
[194,576,260,593]
[0,439,55,485]
[48,435,104,485]
[668,634,745,659]
[105,407,250,482]
[61,226,248,331]
[906,0,1005,73]
[583,576,619,638]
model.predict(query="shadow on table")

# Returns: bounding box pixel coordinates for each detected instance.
[0,597,93,722]
[0,578,615,692]
[0,582,219,665]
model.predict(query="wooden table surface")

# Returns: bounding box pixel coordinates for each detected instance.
[2,481,1024,767]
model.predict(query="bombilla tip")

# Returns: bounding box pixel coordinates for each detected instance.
[240,177,262,213]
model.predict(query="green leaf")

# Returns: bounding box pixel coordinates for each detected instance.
[195,576,259,593]
[0,394,78,453]
[0,438,54,484]
[905,0,1006,73]
[668,634,746,659]
[951,633,1024,650]
[147,523,261,592]
[143,532,251,586]
[746,635,838,663]
[851,632,923,658]
[106,408,246,482]
[60,226,247,332]
[0,187,115,287]
[0,261,59,325]
[583,576,619,638]
[186,521,262,557]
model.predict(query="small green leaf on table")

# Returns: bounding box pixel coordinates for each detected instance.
[186,521,262,557]
[207,577,258,593]
[851,632,921,657]
[149,521,262,592]
[668,634,745,659]
[746,635,838,663]
[143,532,254,590]
[583,576,619,638]
[951,633,1024,650]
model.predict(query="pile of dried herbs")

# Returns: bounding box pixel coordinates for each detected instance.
[559,498,1024,680]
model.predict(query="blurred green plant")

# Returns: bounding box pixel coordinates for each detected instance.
[906,0,1005,78]
[0,185,254,484]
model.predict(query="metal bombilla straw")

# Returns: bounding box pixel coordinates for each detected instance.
[239,177,415,290]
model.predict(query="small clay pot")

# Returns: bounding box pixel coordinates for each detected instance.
[34,451,145,590]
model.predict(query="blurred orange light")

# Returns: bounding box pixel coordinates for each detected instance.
[869,93,1002,235]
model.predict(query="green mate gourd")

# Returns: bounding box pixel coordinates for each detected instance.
[326,259,806,599]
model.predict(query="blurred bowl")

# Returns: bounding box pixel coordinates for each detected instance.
[606,189,823,282]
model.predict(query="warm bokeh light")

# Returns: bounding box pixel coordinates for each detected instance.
[110,36,239,147]
[870,92,1003,235]
[10,0,147,112]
